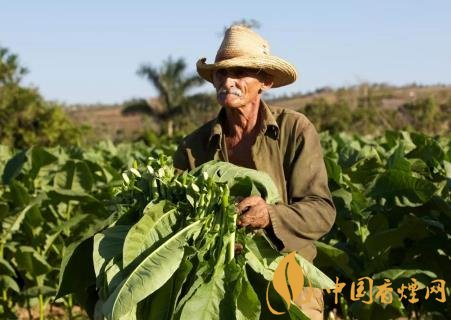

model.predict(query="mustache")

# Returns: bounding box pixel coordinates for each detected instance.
[217,88,243,97]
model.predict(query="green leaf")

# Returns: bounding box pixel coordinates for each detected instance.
[246,268,297,320]
[245,235,334,289]
[179,253,226,320]
[315,241,354,279]
[53,160,76,189]
[0,258,15,277]
[0,145,12,166]
[0,201,8,220]
[191,161,281,204]
[0,275,19,292]
[337,144,363,169]
[387,143,411,172]
[75,161,95,191]
[229,176,258,200]
[372,269,436,287]
[122,201,179,268]
[0,201,38,246]
[235,273,261,320]
[293,254,335,290]
[22,285,56,298]
[324,157,342,184]
[368,170,437,204]
[57,205,132,298]
[349,291,405,320]
[367,213,389,234]
[408,132,445,165]
[5,181,43,228]
[56,237,96,299]
[137,259,193,320]
[103,220,202,320]
[53,160,95,192]
[332,188,352,210]
[2,149,27,185]
[93,225,131,301]
[100,256,125,300]
[348,157,381,186]
[8,180,30,207]
[410,159,430,176]
[47,188,100,203]
[14,246,52,277]
[43,213,89,255]
[365,215,432,257]
[93,225,131,279]
[287,303,310,320]
[244,235,281,281]
[30,147,58,179]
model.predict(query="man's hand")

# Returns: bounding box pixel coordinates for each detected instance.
[236,196,271,229]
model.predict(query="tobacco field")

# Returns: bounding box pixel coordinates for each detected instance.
[0,131,449,319]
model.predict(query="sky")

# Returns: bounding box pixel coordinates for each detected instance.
[1,0,451,105]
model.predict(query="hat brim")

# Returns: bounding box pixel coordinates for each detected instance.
[196,56,298,88]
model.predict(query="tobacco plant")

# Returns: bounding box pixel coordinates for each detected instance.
[316,131,451,319]
[57,158,334,320]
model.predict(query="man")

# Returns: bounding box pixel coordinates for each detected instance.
[173,25,335,319]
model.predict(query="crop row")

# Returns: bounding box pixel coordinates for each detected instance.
[0,131,449,319]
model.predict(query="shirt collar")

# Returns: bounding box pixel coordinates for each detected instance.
[208,100,280,147]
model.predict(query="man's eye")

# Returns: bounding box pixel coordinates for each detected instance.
[216,69,227,77]
[234,68,247,77]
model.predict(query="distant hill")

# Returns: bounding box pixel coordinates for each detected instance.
[65,84,451,140]
[270,83,451,110]
[66,99,161,141]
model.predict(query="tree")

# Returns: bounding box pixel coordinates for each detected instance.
[0,46,83,148]
[123,56,205,136]
[0,47,28,86]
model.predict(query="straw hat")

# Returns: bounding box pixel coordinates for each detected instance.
[196,25,298,88]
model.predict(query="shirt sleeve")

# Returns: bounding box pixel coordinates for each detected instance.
[267,121,336,252]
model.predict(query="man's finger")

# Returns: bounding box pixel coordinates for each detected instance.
[239,207,262,228]
[237,196,264,213]
[238,204,270,229]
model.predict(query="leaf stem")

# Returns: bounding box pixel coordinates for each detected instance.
[67,294,73,320]
[39,293,44,320]
[229,211,237,262]
[2,289,7,302]
[220,186,235,262]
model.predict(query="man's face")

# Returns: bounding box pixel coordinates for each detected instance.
[212,67,270,109]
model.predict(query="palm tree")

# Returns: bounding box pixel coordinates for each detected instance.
[123,56,205,136]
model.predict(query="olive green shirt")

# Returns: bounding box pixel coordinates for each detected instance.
[173,101,336,262]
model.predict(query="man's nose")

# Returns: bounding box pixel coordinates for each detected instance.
[213,70,238,88]
[222,75,237,87]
